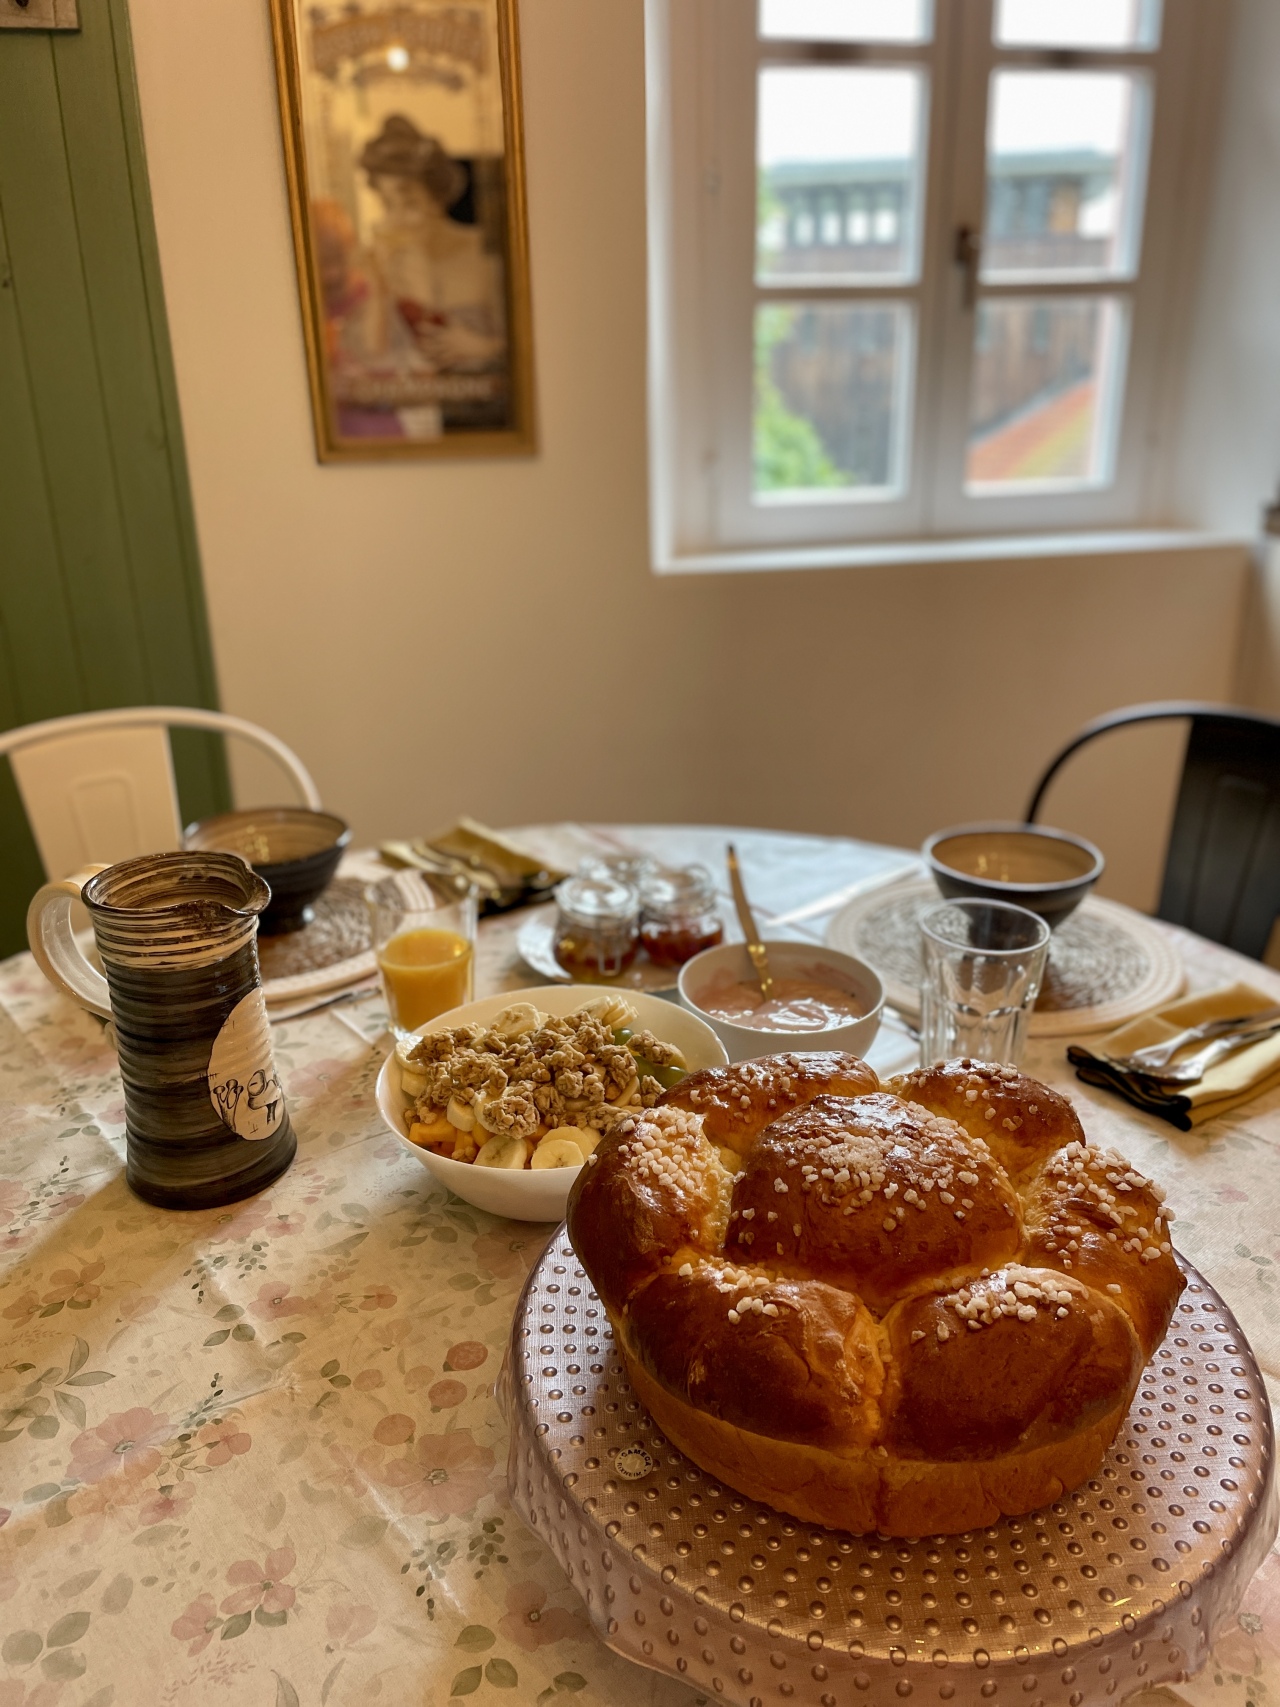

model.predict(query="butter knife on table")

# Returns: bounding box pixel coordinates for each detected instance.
[726,843,774,1000]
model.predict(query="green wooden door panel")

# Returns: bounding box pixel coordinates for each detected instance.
[0,196,87,722]
[0,0,228,955]
[54,10,216,708]
[0,32,152,705]
[0,615,50,944]
[0,617,17,735]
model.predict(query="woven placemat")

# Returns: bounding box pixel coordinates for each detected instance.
[826,878,1184,1036]
[259,877,376,1004]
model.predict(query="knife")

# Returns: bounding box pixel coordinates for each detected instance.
[726,843,774,1000]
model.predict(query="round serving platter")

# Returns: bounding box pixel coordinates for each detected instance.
[826,880,1185,1038]
[505,1235,1277,1707]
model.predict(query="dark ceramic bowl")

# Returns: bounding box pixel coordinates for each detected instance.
[923,822,1104,930]
[183,808,351,936]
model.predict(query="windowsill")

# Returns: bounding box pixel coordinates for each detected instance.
[653,529,1249,577]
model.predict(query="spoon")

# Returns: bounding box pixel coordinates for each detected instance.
[726,844,774,1000]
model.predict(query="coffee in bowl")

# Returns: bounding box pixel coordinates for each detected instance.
[924,821,1103,929]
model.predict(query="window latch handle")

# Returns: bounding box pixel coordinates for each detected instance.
[953,225,981,312]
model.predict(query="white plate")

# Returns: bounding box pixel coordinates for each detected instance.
[825,877,1185,1038]
[516,910,681,994]
[374,985,728,1222]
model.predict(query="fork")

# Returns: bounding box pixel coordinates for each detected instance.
[1105,1004,1280,1073]
[1130,1019,1280,1086]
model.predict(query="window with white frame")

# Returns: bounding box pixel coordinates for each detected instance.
[647,0,1222,562]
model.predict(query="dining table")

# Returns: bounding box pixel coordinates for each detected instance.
[0,822,1275,1707]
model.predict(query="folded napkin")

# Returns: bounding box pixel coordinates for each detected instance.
[1068,981,1280,1130]
[380,818,566,915]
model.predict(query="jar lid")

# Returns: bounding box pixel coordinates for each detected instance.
[639,864,717,916]
[580,853,658,890]
[554,873,639,926]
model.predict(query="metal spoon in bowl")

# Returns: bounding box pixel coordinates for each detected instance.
[726,844,774,1000]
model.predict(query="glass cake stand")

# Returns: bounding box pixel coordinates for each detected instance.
[504,1236,1277,1707]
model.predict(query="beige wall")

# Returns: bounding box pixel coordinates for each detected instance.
[1174,0,1280,729]
[127,0,1248,911]
[1175,0,1280,538]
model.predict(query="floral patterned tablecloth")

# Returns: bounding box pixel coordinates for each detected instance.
[0,826,1275,1707]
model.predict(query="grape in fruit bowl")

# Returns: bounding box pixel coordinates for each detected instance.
[374,985,728,1222]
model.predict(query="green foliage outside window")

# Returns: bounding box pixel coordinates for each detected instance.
[753,305,851,493]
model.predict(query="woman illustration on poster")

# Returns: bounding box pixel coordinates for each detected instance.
[275,0,534,458]
[359,115,507,378]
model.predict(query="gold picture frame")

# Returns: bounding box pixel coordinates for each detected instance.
[270,0,536,461]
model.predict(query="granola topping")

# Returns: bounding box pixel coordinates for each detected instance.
[397,997,690,1168]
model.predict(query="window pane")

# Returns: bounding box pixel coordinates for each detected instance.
[754,302,909,499]
[982,72,1149,278]
[995,0,1161,50]
[760,0,932,44]
[757,68,925,284]
[965,296,1125,489]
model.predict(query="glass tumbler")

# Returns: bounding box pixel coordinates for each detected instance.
[366,870,477,1037]
[919,898,1050,1067]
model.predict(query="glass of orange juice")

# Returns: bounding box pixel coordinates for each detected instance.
[366,871,477,1036]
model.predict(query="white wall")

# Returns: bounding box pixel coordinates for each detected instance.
[127,0,1249,911]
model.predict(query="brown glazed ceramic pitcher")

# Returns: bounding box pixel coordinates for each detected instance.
[27,851,296,1209]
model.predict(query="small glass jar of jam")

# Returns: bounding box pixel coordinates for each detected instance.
[639,866,723,968]
[552,874,640,979]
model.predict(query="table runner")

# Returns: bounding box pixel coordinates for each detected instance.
[0,827,1275,1707]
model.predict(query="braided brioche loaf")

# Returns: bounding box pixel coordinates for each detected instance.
[566,1053,1182,1536]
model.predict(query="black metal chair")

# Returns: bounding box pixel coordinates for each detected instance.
[1025,701,1280,960]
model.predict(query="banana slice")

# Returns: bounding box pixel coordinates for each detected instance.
[474,1134,530,1170]
[470,1090,493,1131]
[395,1035,432,1097]
[572,1127,601,1158]
[580,993,639,1031]
[531,1134,587,1169]
[446,1095,476,1132]
[395,1033,428,1067]
[492,1002,543,1040]
[543,1124,589,1146]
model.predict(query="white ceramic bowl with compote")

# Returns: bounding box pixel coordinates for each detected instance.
[678,941,883,1065]
[374,985,727,1222]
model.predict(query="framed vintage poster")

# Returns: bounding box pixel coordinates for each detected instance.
[270,0,535,460]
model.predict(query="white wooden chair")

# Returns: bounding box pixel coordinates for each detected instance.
[0,707,321,882]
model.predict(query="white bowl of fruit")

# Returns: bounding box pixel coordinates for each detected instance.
[374,985,728,1222]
